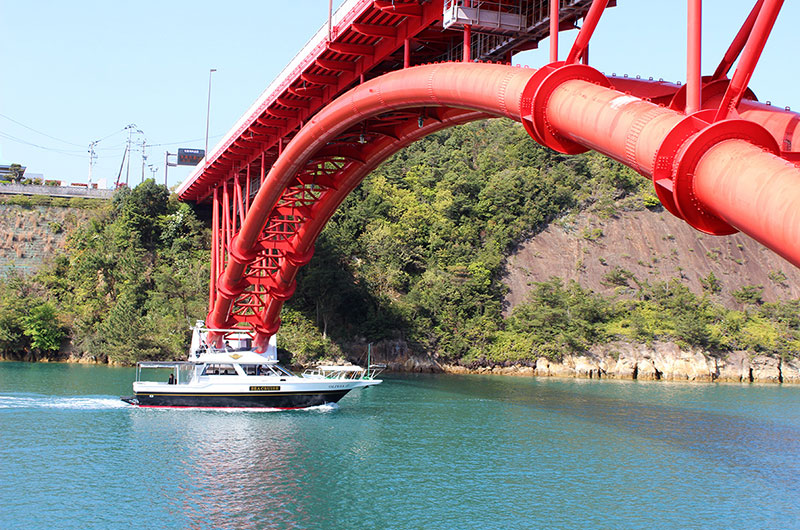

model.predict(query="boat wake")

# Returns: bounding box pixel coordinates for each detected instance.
[134,402,341,413]
[0,394,129,410]
[303,402,339,413]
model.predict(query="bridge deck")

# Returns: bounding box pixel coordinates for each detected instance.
[177,0,603,203]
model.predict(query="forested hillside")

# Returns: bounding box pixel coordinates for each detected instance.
[0,183,209,362]
[1,119,798,365]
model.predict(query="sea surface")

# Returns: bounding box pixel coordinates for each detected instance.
[1,362,799,530]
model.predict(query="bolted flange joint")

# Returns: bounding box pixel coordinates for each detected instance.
[228,233,260,265]
[520,62,612,154]
[217,274,249,300]
[284,245,315,267]
[668,118,779,235]
[269,279,297,301]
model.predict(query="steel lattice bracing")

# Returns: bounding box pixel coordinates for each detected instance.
[178,0,800,348]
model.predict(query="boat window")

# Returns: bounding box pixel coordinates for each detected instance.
[243,364,272,376]
[202,364,237,375]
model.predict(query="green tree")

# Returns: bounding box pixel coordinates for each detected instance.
[732,285,763,306]
[700,271,722,294]
[22,303,64,353]
[7,163,24,182]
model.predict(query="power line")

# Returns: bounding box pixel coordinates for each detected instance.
[147,133,223,147]
[0,130,87,158]
[0,112,85,148]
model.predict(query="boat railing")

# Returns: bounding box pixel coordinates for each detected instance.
[302,364,386,380]
[367,363,386,379]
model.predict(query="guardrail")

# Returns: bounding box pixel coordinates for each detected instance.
[0,184,115,200]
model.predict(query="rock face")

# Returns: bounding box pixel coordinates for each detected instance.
[359,338,795,384]
[751,355,782,383]
[503,209,800,313]
[715,351,752,382]
[442,342,795,384]
[782,358,800,383]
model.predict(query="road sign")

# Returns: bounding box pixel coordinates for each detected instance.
[177,148,205,166]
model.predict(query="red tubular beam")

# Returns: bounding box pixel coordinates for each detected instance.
[210,187,219,313]
[463,25,471,62]
[549,0,558,62]
[712,0,765,80]
[542,76,800,266]
[565,0,606,64]
[260,157,266,184]
[686,0,702,114]
[404,38,410,68]
[222,183,231,258]
[234,174,245,229]
[715,0,783,120]
[694,141,800,266]
[245,164,251,214]
[210,63,800,337]
[545,79,683,174]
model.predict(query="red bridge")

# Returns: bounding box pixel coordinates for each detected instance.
[177,0,800,350]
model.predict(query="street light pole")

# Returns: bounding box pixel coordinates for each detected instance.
[205,68,217,165]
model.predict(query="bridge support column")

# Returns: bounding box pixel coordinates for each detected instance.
[549,0,558,62]
[463,24,471,62]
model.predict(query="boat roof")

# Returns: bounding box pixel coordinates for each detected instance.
[137,350,278,368]
[194,350,278,365]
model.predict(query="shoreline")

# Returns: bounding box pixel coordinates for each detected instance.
[373,341,800,384]
[4,340,799,385]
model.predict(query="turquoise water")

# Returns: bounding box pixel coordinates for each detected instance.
[1,362,799,529]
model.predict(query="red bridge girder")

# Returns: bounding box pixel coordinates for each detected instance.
[179,0,800,348]
[203,61,800,348]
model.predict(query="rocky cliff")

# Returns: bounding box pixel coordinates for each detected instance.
[504,208,800,311]
[0,202,95,274]
[370,340,798,384]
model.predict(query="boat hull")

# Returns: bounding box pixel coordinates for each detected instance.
[125,389,351,409]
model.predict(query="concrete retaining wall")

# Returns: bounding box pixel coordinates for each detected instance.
[0,184,114,200]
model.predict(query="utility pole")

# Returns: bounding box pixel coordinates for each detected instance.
[115,143,129,188]
[141,138,147,184]
[87,141,98,187]
[122,124,136,186]
[164,151,177,188]
[125,127,133,185]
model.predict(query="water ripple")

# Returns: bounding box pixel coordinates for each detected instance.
[0,393,129,410]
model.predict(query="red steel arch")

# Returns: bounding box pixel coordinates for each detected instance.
[206,61,800,349]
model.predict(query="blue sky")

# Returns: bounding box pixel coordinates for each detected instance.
[1,1,797,189]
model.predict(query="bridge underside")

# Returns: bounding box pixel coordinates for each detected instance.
[177,1,800,349]
[203,61,800,350]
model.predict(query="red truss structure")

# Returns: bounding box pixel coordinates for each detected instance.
[177,0,800,349]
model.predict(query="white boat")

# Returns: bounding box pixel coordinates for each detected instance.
[121,323,383,409]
